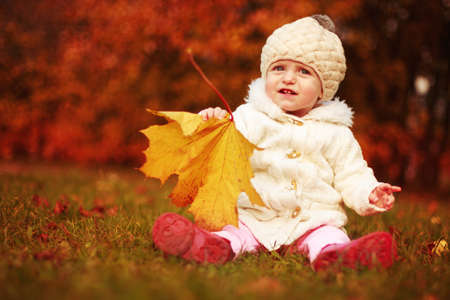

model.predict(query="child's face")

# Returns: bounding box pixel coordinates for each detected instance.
[265,59,322,118]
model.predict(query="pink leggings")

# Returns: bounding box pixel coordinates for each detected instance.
[213,222,350,262]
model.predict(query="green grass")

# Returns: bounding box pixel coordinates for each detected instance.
[0,162,449,300]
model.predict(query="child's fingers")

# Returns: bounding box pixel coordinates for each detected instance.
[369,187,380,202]
[214,107,226,119]
[380,183,402,194]
[199,108,212,120]
[370,184,398,209]
[386,194,395,206]
[218,109,228,119]
[369,193,376,204]
[379,183,391,191]
[202,108,215,120]
[385,202,394,210]
[200,107,228,120]
[208,108,217,119]
[391,186,402,192]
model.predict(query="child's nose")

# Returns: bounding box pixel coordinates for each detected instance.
[282,70,296,83]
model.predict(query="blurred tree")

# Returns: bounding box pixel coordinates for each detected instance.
[339,0,449,190]
[0,0,448,191]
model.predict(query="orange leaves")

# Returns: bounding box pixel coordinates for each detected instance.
[1,0,448,194]
[140,110,263,231]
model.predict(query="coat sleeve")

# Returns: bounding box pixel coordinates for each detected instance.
[232,104,249,138]
[232,103,263,145]
[324,126,384,216]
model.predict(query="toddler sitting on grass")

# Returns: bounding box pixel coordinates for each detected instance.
[152,15,401,271]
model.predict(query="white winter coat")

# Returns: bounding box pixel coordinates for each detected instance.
[233,78,384,251]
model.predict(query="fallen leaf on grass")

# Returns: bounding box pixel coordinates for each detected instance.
[79,206,93,217]
[431,239,449,256]
[426,238,449,257]
[32,194,49,208]
[34,243,71,262]
[47,222,58,230]
[430,216,441,225]
[91,204,118,216]
[34,233,49,243]
[140,110,264,231]
[106,206,118,216]
[427,201,438,215]
[33,249,57,261]
[135,185,148,195]
[79,204,118,217]
[91,205,105,215]
[53,200,69,215]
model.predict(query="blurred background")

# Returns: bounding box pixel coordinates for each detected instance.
[0,0,448,194]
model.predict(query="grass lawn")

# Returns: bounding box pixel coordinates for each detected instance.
[1,162,449,300]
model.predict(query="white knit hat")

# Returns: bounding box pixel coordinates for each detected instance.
[260,16,346,101]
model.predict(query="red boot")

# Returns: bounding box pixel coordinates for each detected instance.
[312,232,397,271]
[152,213,234,264]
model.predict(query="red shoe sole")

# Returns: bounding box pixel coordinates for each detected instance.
[152,213,233,264]
[182,227,234,264]
[152,212,195,256]
[313,232,397,271]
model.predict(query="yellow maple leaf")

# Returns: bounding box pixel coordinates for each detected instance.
[140,110,264,231]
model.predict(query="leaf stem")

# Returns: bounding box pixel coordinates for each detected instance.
[186,49,234,121]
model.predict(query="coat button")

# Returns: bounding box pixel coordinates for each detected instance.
[291,206,301,218]
[286,150,301,159]
[293,120,303,126]
[288,178,297,191]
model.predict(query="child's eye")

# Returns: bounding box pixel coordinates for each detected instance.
[299,68,311,75]
[272,65,284,71]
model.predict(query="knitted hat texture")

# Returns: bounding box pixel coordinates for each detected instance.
[260,17,346,100]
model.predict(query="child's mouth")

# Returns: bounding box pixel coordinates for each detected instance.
[278,88,298,95]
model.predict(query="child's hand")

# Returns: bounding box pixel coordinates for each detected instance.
[199,107,228,121]
[369,183,402,210]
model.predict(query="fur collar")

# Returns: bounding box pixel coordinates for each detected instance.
[244,78,354,127]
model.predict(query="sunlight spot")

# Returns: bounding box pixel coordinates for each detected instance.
[415,76,430,95]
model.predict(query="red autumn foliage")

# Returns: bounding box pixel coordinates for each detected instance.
[0,0,448,192]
